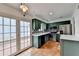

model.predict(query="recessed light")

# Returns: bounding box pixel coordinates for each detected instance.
[49,12,53,15]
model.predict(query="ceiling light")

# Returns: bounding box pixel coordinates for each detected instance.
[20,3,28,16]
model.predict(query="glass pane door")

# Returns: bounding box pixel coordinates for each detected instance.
[0,17,16,56]
[20,21,31,50]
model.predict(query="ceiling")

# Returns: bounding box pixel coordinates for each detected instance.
[3,3,76,21]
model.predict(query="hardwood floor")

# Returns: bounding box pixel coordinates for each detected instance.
[18,40,60,56]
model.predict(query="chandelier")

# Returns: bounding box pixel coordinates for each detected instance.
[20,3,28,16]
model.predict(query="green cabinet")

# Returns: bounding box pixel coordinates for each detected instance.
[32,36,39,48]
[32,18,47,31]
[32,36,43,48]
[60,40,79,56]
[32,35,49,48]
[32,19,41,31]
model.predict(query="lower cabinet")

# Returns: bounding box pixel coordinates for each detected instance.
[32,35,49,48]
[32,33,60,48]
[32,36,39,48]
[60,40,79,56]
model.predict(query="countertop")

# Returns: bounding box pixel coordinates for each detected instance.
[60,35,79,41]
[32,32,51,36]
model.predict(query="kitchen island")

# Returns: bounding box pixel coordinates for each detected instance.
[32,32,51,48]
[60,35,79,56]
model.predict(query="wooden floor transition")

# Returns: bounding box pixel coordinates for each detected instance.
[18,40,60,56]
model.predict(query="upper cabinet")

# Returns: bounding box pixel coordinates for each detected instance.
[32,19,41,31]
[32,18,46,32]
[48,20,72,34]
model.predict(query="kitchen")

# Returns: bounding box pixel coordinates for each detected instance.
[0,3,79,56]
[32,18,72,48]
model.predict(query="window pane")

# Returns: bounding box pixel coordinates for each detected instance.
[4,48,10,56]
[28,22,30,25]
[27,37,31,46]
[11,33,16,40]
[0,34,3,50]
[21,37,25,42]
[11,46,16,54]
[24,22,28,26]
[21,37,25,49]
[0,26,2,34]
[4,17,10,25]
[20,21,24,26]
[4,34,10,55]
[27,37,31,42]
[25,32,28,36]
[0,34,3,56]
[0,34,3,42]
[4,34,10,49]
[0,50,3,56]
[28,26,30,31]
[11,39,16,46]
[28,32,30,36]
[21,43,24,49]
[25,41,28,47]
[0,42,3,51]
[11,26,16,32]
[20,33,24,37]
[4,26,10,33]
[0,17,2,25]
[25,27,28,32]
[25,36,28,42]
[11,19,16,25]
[20,27,24,32]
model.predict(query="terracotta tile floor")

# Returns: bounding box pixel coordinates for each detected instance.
[18,40,60,56]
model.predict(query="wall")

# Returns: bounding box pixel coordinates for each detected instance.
[70,17,75,35]
[73,4,79,36]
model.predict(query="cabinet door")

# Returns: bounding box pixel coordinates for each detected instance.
[35,20,38,30]
[38,21,41,29]
[32,36,39,48]
[35,20,41,30]
[32,20,36,30]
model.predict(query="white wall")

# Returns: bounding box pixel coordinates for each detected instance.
[73,4,79,36]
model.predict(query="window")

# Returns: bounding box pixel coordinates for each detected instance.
[20,21,31,49]
[0,17,16,56]
[0,16,31,56]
